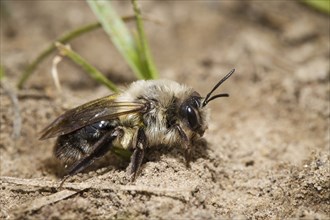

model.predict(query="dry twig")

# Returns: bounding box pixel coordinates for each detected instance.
[0,83,21,140]
[1,175,193,215]
[14,189,79,214]
[1,176,193,194]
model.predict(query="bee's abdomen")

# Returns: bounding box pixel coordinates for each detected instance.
[54,120,115,163]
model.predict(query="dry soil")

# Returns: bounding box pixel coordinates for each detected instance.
[0,1,329,219]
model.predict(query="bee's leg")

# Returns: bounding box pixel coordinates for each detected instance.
[128,128,147,181]
[59,129,120,188]
[175,125,191,168]
[184,145,192,168]
[59,175,70,189]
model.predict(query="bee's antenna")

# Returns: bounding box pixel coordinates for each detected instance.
[202,69,235,107]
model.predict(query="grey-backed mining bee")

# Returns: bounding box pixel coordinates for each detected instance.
[40,69,234,182]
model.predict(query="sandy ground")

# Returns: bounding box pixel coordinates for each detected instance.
[0,1,329,219]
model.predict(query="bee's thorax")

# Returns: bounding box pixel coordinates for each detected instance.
[117,79,208,148]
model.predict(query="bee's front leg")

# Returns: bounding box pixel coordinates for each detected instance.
[174,124,191,168]
[128,127,147,181]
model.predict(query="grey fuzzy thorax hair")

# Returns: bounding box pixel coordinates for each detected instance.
[118,79,208,147]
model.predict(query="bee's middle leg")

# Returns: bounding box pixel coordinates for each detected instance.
[128,128,147,181]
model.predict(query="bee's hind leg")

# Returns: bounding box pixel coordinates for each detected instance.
[59,129,120,188]
[58,175,70,189]
[128,128,147,181]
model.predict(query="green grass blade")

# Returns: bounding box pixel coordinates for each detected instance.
[56,43,118,92]
[302,0,330,14]
[0,65,5,81]
[87,0,144,79]
[131,0,158,79]
[111,147,132,161]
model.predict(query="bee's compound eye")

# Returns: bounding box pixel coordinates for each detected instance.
[186,106,199,130]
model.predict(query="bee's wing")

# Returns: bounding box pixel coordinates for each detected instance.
[40,94,146,140]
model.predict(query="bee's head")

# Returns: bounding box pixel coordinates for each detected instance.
[179,69,235,136]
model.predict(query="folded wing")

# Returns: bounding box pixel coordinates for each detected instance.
[40,94,146,139]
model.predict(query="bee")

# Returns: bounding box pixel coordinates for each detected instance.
[40,69,235,182]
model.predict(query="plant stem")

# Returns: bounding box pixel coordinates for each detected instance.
[56,43,118,92]
[18,15,137,89]
[17,22,101,89]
